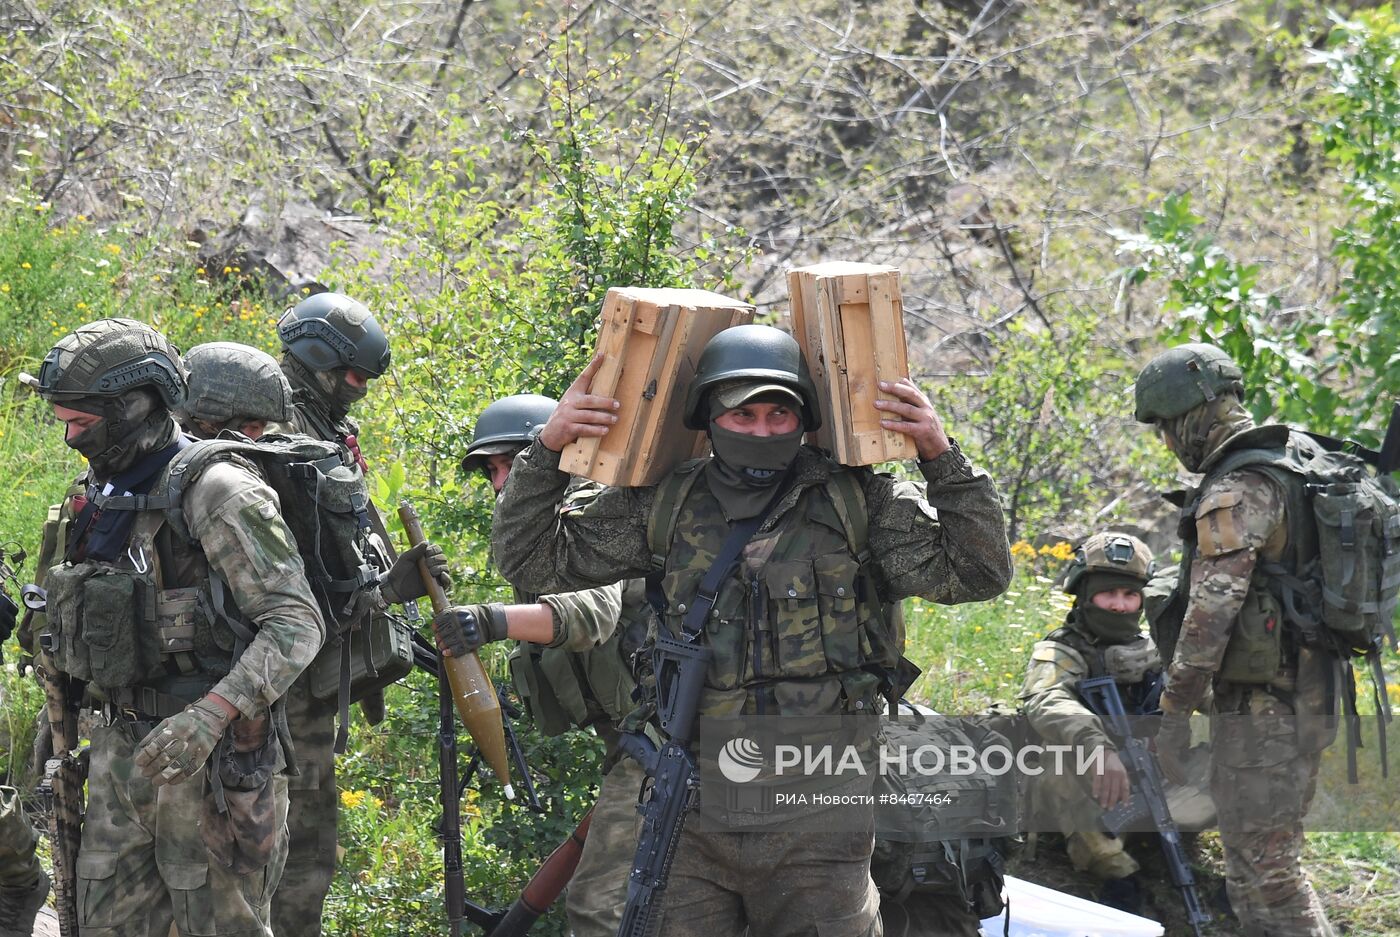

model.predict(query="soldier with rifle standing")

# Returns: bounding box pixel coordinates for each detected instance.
[488,325,1012,936]
[20,318,324,936]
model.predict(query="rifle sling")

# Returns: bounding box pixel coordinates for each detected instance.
[679,476,792,640]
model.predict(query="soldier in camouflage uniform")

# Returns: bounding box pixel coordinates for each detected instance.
[436,393,645,937]
[198,320,446,937]
[1020,532,1213,913]
[1,581,50,937]
[488,325,1013,937]
[19,318,325,936]
[1135,343,1338,937]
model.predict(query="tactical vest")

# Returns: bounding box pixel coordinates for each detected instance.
[1178,427,1320,686]
[507,578,647,737]
[43,457,259,714]
[1044,621,1162,715]
[645,457,895,718]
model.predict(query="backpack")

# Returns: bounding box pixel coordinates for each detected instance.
[165,433,414,745]
[1184,429,1399,776]
[870,709,1015,919]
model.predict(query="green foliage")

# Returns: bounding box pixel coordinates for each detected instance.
[1315,8,1400,441]
[941,309,1166,542]
[1112,192,1344,432]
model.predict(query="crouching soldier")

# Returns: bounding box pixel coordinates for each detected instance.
[20,318,324,935]
[1020,532,1213,914]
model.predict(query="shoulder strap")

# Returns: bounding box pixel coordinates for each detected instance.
[646,459,707,572]
[161,439,266,545]
[678,479,793,639]
[825,467,870,565]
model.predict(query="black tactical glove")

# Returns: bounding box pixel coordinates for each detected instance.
[380,541,451,605]
[0,590,16,664]
[432,603,509,657]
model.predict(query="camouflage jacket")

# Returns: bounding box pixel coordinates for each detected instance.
[493,440,1011,716]
[1160,463,1285,718]
[1020,616,1160,753]
[45,457,324,718]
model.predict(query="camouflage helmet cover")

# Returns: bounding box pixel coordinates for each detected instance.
[278,291,391,377]
[1061,532,1154,595]
[461,394,557,473]
[1133,342,1243,423]
[182,342,295,425]
[682,324,821,431]
[19,317,186,408]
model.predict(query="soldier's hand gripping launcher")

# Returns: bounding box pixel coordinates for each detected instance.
[1079,675,1209,937]
[615,634,713,937]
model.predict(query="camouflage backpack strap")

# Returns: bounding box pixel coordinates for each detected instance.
[1045,624,1106,678]
[645,458,708,571]
[644,459,708,616]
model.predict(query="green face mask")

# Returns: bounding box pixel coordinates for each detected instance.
[705,424,803,520]
[1075,572,1147,644]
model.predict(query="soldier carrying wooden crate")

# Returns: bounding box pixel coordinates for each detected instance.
[487,320,1014,937]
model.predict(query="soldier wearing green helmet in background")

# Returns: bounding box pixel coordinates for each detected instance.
[435,393,647,937]
[267,292,448,936]
[19,317,325,935]
[487,324,1013,937]
[1135,342,1338,937]
[176,341,296,439]
[1020,531,1214,916]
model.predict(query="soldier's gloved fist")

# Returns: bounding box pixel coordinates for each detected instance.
[381,541,452,605]
[432,603,508,658]
[135,697,233,787]
[1154,712,1192,786]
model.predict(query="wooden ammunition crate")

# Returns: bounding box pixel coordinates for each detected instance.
[560,287,754,486]
[786,262,914,465]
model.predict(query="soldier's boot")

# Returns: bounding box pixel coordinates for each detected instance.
[0,867,50,937]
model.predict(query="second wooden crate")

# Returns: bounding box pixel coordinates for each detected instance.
[560,287,754,486]
[786,262,913,465]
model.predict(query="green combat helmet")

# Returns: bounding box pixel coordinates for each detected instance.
[683,324,821,431]
[181,342,295,429]
[461,394,557,473]
[19,318,187,476]
[1062,532,1154,595]
[278,291,391,377]
[1133,343,1243,424]
[20,317,185,407]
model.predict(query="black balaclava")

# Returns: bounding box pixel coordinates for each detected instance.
[66,388,178,479]
[704,387,804,520]
[1074,571,1147,645]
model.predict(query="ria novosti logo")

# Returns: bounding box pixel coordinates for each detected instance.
[717,737,765,783]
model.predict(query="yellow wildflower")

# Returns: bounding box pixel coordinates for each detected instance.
[340,790,366,809]
[0,284,8,293]
[1010,541,1037,562]
[105,244,121,255]
[20,262,30,270]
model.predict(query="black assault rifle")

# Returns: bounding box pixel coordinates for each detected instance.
[614,634,713,937]
[1079,675,1210,937]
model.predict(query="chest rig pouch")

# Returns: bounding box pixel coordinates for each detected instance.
[44,465,249,702]
[647,459,891,717]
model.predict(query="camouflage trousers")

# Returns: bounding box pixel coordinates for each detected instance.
[565,754,643,937]
[1212,748,1335,937]
[79,720,288,937]
[270,678,338,937]
[655,804,882,937]
[878,893,981,937]
[0,786,42,890]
